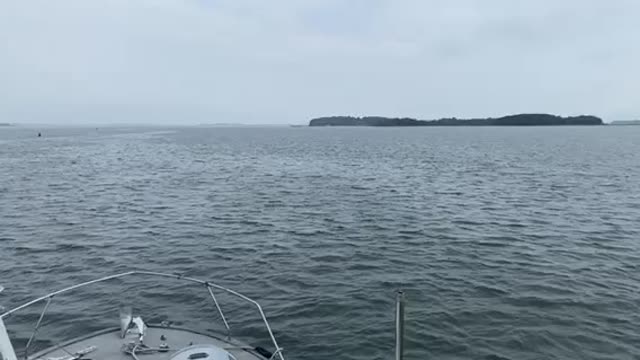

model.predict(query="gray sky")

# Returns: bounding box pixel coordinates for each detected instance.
[1,0,638,124]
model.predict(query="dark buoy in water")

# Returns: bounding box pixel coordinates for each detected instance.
[37,132,41,137]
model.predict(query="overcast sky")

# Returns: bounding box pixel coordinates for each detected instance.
[1,0,638,124]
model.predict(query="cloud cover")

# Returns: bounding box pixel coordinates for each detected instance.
[1,0,638,124]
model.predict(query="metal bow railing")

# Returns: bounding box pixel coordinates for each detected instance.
[0,271,284,360]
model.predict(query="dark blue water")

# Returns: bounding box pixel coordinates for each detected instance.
[1,125,640,360]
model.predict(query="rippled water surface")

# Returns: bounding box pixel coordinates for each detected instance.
[1,125,640,360]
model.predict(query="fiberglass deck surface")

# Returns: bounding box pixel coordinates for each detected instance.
[29,327,264,360]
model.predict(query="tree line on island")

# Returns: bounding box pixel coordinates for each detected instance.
[309,114,603,126]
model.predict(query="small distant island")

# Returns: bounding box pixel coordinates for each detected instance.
[309,114,603,127]
[0,123,12,127]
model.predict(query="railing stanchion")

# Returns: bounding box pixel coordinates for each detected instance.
[207,286,230,335]
[24,296,53,360]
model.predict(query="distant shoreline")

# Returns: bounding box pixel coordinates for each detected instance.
[610,120,640,126]
[309,114,604,127]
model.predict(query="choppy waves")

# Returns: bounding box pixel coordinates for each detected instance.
[1,126,640,359]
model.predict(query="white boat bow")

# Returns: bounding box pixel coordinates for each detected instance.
[0,272,284,360]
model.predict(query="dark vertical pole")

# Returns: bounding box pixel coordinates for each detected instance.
[395,291,405,360]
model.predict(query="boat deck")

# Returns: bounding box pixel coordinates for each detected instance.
[28,326,266,360]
